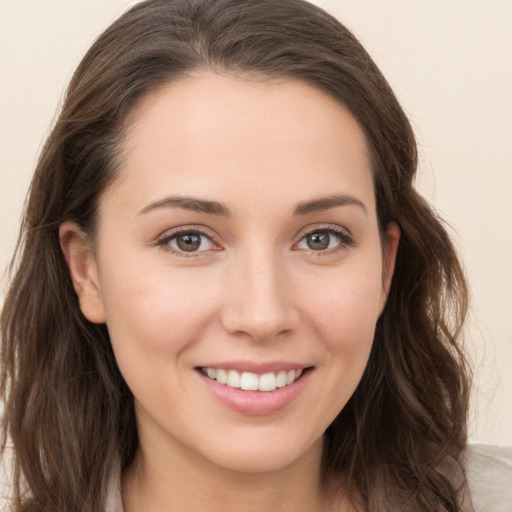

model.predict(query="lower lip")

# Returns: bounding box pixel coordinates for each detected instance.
[198,369,312,416]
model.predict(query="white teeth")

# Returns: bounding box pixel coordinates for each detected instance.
[227,370,241,388]
[216,369,227,384]
[276,370,287,388]
[240,372,259,391]
[202,367,306,392]
[259,372,277,391]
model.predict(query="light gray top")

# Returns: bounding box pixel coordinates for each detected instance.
[463,443,512,512]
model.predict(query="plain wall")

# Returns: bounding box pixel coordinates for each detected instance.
[1,0,511,444]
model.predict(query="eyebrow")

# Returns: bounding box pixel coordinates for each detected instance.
[137,193,367,217]
[137,196,230,217]
[293,194,367,216]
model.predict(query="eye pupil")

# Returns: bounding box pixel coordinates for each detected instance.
[307,231,330,250]
[177,233,201,252]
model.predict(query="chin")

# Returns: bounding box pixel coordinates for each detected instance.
[194,430,324,475]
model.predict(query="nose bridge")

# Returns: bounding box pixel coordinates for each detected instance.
[221,243,298,341]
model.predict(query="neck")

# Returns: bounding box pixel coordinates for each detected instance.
[122,433,349,512]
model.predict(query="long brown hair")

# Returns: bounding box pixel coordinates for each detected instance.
[1,1,470,510]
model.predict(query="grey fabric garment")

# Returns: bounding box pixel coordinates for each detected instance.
[463,443,512,512]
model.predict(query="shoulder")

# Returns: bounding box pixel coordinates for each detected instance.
[463,443,512,512]
[106,462,124,512]
[0,447,13,510]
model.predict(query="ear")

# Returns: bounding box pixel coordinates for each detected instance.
[379,221,400,315]
[59,221,107,324]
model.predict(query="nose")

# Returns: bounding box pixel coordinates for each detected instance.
[220,248,300,342]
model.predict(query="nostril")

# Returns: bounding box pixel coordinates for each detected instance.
[219,285,300,342]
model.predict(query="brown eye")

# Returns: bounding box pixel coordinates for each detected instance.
[176,233,201,252]
[166,232,214,253]
[296,228,351,252]
[306,231,331,250]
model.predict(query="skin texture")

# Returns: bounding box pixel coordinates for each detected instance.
[61,72,399,511]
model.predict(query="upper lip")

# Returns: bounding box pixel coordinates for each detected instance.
[196,361,312,374]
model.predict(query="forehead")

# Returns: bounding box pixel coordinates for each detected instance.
[108,71,375,217]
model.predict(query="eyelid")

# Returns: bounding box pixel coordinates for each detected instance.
[154,223,355,257]
[293,224,355,252]
[156,225,223,256]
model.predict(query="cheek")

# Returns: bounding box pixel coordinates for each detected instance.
[99,267,225,414]
[98,261,221,363]
[303,263,384,351]
[294,262,383,428]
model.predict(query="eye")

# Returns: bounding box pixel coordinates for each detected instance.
[296,228,352,252]
[159,230,216,254]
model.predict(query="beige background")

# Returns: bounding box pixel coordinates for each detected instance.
[1,0,511,444]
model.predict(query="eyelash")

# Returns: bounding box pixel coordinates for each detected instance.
[156,227,222,258]
[156,225,355,257]
[295,225,355,256]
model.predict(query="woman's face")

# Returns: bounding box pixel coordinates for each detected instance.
[64,72,398,474]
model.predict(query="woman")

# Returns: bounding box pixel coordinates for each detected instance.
[1,0,509,510]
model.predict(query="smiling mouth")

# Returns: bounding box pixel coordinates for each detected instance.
[199,367,310,392]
